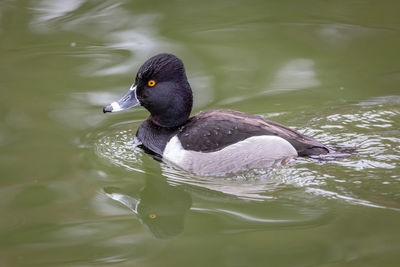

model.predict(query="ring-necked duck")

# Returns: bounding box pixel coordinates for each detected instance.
[103,53,331,176]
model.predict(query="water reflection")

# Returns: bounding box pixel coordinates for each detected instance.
[103,166,335,239]
[95,93,400,213]
[269,58,320,91]
[29,0,173,78]
[31,0,171,77]
[161,164,283,200]
[104,155,192,239]
[30,0,85,28]
[97,129,336,238]
[219,58,320,105]
[105,177,192,239]
[50,92,109,130]
[2,0,400,265]
[318,23,393,47]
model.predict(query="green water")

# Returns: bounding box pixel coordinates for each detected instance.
[1,0,400,266]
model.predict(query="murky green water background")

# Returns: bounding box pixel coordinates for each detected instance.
[1,0,400,266]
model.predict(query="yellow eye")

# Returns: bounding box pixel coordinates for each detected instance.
[148,213,157,219]
[148,80,156,87]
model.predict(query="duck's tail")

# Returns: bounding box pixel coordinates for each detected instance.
[308,144,356,161]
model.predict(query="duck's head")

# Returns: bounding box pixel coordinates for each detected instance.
[103,53,193,127]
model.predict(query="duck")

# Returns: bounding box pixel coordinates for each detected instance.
[103,53,331,176]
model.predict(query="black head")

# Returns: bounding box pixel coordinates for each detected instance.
[103,53,193,128]
[135,54,193,127]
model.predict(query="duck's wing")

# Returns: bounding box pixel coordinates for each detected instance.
[177,109,329,156]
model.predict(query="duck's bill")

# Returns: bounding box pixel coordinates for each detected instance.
[103,84,140,113]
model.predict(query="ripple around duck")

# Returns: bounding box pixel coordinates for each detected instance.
[94,127,144,173]
[94,95,400,218]
[301,96,400,210]
[94,123,327,202]
[303,103,398,166]
[94,124,335,232]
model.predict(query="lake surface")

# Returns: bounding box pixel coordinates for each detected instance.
[1,0,400,266]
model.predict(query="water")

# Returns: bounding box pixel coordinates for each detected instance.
[1,0,400,266]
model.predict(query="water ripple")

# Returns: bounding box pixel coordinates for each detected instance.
[94,95,400,214]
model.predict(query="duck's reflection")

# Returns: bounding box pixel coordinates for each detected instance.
[104,172,191,239]
[102,149,335,240]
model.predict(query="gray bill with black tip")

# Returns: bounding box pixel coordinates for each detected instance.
[103,84,140,113]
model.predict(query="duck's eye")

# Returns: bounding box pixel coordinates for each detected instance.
[147,80,156,87]
[148,213,157,219]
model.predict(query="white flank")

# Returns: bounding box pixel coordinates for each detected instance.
[163,135,297,176]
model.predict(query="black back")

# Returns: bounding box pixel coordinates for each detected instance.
[177,109,329,156]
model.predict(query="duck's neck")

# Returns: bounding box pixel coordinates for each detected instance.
[149,113,189,128]
[136,119,180,155]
